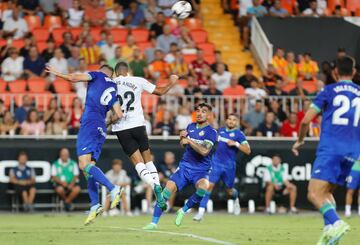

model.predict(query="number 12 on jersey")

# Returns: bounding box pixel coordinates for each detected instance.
[117,91,135,112]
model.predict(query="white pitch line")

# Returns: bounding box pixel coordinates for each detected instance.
[105,226,237,245]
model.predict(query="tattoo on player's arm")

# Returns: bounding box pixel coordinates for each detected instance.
[188,139,213,156]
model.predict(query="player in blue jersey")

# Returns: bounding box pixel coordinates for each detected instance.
[193,114,251,221]
[143,103,217,230]
[46,65,123,225]
[292,56,360,245]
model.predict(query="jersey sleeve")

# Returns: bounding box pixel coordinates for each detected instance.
[311,87,329,113]
[51,164,57,177]
[140,77,156,94]
[108,84,119,108]
[87,71,98,82]
[204,128,217,146]
[237,130,248,145]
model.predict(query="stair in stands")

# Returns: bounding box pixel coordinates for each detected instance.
[200,0,261,76]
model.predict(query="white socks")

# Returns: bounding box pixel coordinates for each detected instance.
[358,206,360,216]
[135,163,155,188]
[145,161,160,185]
[198,207,205,216]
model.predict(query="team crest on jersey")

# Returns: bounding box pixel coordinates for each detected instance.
[199,131,205,136]
[229,133,235,137]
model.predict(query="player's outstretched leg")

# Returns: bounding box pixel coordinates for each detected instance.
[176,188,207,227]
[84,175,104,226]
[143,187,173,230]
[193,191,210,222]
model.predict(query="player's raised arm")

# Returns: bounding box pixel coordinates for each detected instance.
[45,65,92,83]
[228,140,251,155]
[106,102,123,128]
[181,137,214,157]
[152,75,179,96]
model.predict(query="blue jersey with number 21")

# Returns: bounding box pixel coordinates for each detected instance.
[311,80,360,157]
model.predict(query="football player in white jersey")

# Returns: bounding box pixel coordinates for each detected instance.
[112,61,178,210]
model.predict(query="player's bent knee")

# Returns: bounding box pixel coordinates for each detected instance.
[55,186,64,193]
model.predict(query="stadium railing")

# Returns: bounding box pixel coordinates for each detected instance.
[250,17,273,73]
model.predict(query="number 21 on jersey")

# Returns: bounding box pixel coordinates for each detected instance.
[332,95,360,126]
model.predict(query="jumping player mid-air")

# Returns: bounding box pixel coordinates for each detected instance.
[143,103,217,230]
[193,114,251,221]
[46,65,123,225]
[292,56,360,245]
[112,61,178,211]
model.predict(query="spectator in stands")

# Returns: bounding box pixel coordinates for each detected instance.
[0,99,5,121]
[39,0,58,15]
[223,75,245,96]
[272,48,286,77]
[189,49,210,90]
[0,111,18,135]
[129,48,148,77]
[310,79,324,96]
[84,0,105,26]
[211,63,232,92]
[298,52,318,81]
[178,26,196,50]
[123,1,145,27]
[280,112,298,137]
[184,75,201,95]
[284,51,297,83]
[164,42,178,64]
[144,37,157,63]
[48,48,68,81]
[46,110,67,135]
[122,35,138,61]
[68,97,83,135]
[15,95,33,124]
[269,99,287,122]
[18,0,41,16]
[280,0,298,15]
[80,36,101,65]
[106,2,124,27]
[262,0,275,10]
[51,148,81,211]
[157,25,178,54]
[269,79,288,96]
[3,7,28,40]
[144,0,161,25]
[158,0,178,16]
[0,37,13,63]
[67,46,81,72]
[1,1,15,23]
[302,0,322,16]
[150,12,165,38]
[242,100,264,135]
[158,151,178,210]
[1,47,24,82]
[67,0,84,27]
[20,109,45,135]
[9,151,36,212]
[44,98,60,123]
[263,64,282,92]
[289,78,309,98]
[100,35,118,62]
[169,51,189,78]
[204,80,222,96]
[60,32,74,59]
[97,30,108,48]
[105,159,132,216]
[23,46,46,79]
[238,64,258,88]
[210,50,229,72]
[245,79,267,107]
[264,154,297,213]
[269,0,289,17]
[41,39,56,63]
[154,110,175,136]
[175,106,192,132]
[108,47,125,68]
[256,111,279,137]
[19,34,36,58]
[148,49,169,79]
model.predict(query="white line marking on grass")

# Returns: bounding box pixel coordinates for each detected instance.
[105,226,237,245]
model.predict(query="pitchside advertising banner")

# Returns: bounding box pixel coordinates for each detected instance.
[0,137,348,210]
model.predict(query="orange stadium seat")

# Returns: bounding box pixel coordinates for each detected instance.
[90,28,102,42]
[12,40,25,49]
[165,18,179,30]
[88,64,100,71]
[141,92,158,114]
[198,42,215,56]
[0,39,6,47]
[204,54,216,64]
[70,28,82,38]
[8,80,27,93]
[137,42,152,52]
[328,0,345,11]
[346,0,360,12]
[183,54,196,64]
[37,41,47,53]
[178,79,188,88]
[28,78,47,93]
[53,79,72,93]
[44,15,62,29]
[24,15,41,31]
[184,18,202,30]
[282,84,296,93]
[32,92,53,111]
[110,28,128,43]
[190,29,208,44]
[52,28,68,43]
[303,81,317,94]
[33,28,50,42]
[132,28,150,43]
[356,8,360,16]
[59,93,77,109]
[0,79,6,93]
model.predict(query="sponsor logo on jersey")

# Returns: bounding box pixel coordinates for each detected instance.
[199,131,205,136]
[229,133,235,137]
[97,127,107,138]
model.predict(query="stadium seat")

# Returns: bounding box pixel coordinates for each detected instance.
[132,28,150,43]
[0,79,6,93]
[44,15,62,29]
[190,29,208,44]
[110,28,128,43]
[28,78,47,93]
[346,0,360,12]
[184,18,202,30]
[142,92,158,114]
[12,40,25,49]
[31,92,53,111]
[59,93,77,109]
[0,93,11,108]
[24,15,41,31]
[90,28,101,42]
[70,28,82,38]
[53,79,72,93]
[183,54,197,64]
[8,80,27,93]
[303,81,317,93]
[136,42,152,53]
[204,54,216,64]
[356,8,360,16]
[33,28,50,42]
[165,18,179,30]
[328,0,345,11]
[198,42,215,56]
[88,65,100,71]
[230,0,239,11]
[178,79,188,88]
[282,84,296,93]
[37,41,47,53]
[0,39,6,47]
[52,28,68,43]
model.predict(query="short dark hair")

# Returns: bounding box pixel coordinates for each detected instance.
[196,102,212,111]
[336,56,355,76]
[272,153,281,159]
[245,64,253,70]
[100,64,114,76]
[228,113,239,119]
[112,159,122,166]
[17,151,28,159]
[115,61,129,74]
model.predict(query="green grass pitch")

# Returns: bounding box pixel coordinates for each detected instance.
[0,213,359,245]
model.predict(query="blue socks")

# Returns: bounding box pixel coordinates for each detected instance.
[199,191,211,208]
[84,164,115,192]
[152,188,171,224]
[87,176,99,207]
[182,188,207,213]
[320,203,340,225]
